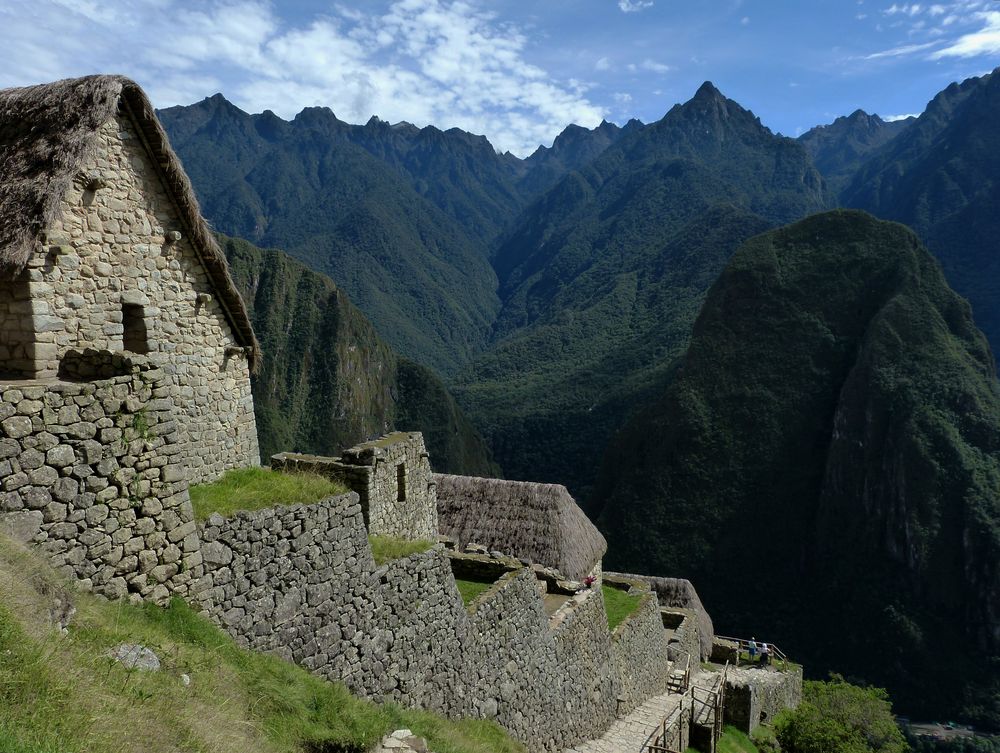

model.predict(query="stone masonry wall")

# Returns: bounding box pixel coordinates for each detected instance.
[194,492,670,752]
[724,665,803,733]
[37,110,257,483]
[608,572,715,660]
[375,548,470,714]
[610,589,672,715]
[0,361,203,602]
[194,492,385,693]
[272,433,436,540]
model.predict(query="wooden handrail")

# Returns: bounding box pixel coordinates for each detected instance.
[715,634,789,669]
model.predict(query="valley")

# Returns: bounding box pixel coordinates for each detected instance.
[159,67,1000,731]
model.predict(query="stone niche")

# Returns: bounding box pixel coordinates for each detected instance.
[0,277,41,379]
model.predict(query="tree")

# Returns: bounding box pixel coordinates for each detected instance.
[775,675,908,753]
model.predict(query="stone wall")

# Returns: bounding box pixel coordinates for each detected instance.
[194,491,385,693]
[271,432,437,540]
[376,547,470,714]
[724,665,803,733]
[0,361,202,602]
[607,572,715,660]
[609,587,672,714]
[34,110,257,483]
[194,490,672,752]
[661,607,703,668]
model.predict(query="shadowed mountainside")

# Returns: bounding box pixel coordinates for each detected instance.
[220,234,498,477]
[454,82,827,499]
[595,210,1000,727]
[844,68,1000,358]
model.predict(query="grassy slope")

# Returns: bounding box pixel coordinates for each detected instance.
[601,585,643,631]
[369,536,435,565]
[0,534,524,753]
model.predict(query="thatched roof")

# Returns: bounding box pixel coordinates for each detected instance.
[434,474,606,581]
[0,75,259,370]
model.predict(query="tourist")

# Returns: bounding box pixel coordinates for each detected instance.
[760,643,770,666]
[748,637,758,663]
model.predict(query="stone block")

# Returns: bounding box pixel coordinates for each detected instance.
[2,416,32,439]
[0,510,43,543]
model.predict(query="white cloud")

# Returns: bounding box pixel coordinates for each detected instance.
[627,58,673,73]
[618,0,654,12]
[595,56,612,71]
[863,40,939,57]
[0,0,606,157]
[613,92,633,104]
[930,10,1000,57]
[640,58,673,73]
[885,3,924,16]
[740,16,750,25]
[883,112,920,120]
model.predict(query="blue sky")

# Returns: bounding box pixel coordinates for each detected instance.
[1,0,998,155]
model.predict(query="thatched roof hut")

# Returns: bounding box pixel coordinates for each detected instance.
[0,74,259,369]
[434,474,606,580]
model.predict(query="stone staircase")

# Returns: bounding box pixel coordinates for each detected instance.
[563,666,722,753]
[563,689,685,753]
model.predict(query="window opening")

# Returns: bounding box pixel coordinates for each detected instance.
[122,303,149,354]
[396,463,407,502]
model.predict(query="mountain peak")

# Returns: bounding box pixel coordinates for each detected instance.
[693,81,724,101]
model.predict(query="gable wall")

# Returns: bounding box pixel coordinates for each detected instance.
[39,111,258,483]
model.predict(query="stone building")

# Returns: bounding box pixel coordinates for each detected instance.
[0,75,259,483]
[272,432,438,540]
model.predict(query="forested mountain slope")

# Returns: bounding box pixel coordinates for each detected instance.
[220,234,498,477]
[595,210,1000,727]
[159,96,501,375]
[843,68,1000,356]
[798,109,912,194]
[454,82,827,497]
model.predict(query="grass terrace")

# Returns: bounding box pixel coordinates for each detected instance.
[0,534,526,753]
[189,467,347,521]
[369,536,435,565]
[602,584,643,631]
[455,578,495,606]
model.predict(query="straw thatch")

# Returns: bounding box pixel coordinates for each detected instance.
[434,473,607,581]
[0,75,259,370]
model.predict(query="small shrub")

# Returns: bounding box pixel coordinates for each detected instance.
[774,675,908,753]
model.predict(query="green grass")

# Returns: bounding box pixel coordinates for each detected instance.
[369,536,435,565]
[602,584,643,631]
[189,467,347,521]
[718,725,761,753]
[455,578,496,606]
[0,534,525,753]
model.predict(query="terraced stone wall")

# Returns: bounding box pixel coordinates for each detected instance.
[193,491,670,752]
[608,584,672,714]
